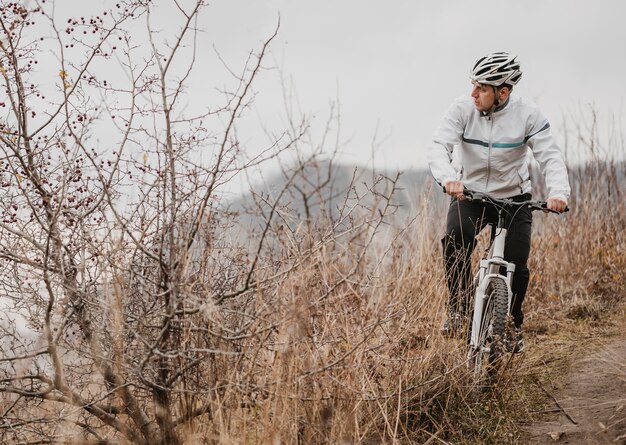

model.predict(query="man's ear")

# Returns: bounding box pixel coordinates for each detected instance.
[499,86,510,100]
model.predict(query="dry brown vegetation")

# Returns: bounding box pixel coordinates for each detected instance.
[1,1,625,444]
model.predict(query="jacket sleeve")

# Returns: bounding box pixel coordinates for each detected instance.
[426,98,466,188]
[526,110,571,200]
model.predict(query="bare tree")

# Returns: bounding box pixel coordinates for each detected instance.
[0,1,411,444]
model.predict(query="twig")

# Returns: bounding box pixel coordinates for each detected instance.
[422,428,452,445]
[529,408,564,414]
[535,381,578,425]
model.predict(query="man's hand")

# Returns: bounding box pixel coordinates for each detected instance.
[547,197,568,213]
[444,180,465,199]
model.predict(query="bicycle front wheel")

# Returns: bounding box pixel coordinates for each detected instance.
[471,277,509,384]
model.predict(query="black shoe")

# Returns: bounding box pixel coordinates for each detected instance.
[506,327,525,353]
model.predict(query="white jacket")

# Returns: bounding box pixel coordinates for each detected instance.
[427,95,570,200]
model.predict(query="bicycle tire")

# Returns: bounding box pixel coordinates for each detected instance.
[471,277,509,384]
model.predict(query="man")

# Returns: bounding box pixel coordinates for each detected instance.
[426,51,570,352]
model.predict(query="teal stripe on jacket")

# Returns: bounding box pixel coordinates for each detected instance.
[462,137,524,149]
[462,123,550,149]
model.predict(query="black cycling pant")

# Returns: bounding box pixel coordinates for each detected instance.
[441,194,533,328]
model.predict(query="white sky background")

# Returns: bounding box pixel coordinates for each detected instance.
[35,0,626,179]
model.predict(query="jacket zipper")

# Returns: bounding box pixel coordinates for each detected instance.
[485,116,494,192]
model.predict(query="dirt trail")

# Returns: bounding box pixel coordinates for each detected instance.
[523,336,626,444]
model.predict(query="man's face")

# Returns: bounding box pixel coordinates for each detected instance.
[471,81,496,112]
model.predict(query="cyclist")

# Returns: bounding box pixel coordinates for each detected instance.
[426,51,570,352]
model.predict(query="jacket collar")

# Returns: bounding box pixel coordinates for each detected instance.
[494,97,510,112]
[480,97,510,118]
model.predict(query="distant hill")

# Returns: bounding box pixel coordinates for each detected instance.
[229,160,438,233]
[226,158,625,239]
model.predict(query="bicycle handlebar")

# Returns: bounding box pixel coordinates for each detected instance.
[462,189,569,214]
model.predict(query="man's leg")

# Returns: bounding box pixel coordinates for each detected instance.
[504,204,533,352]
[504,205,533,328]
[442,199,486,317]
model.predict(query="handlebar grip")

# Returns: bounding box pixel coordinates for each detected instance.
[534,203,569,214]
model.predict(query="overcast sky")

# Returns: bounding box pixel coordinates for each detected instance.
[41,0,626,175]
[200,0,626,172]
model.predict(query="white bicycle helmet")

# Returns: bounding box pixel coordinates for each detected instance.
[470,52,522,87]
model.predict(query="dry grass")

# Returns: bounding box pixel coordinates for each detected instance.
[3,157,624,444]
[178,159,626,444]
[3,158,624,444]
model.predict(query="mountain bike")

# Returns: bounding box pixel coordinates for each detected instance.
[462,189,567,386]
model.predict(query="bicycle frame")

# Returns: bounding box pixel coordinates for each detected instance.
[468,221,515,352]
[462,189,567,375]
